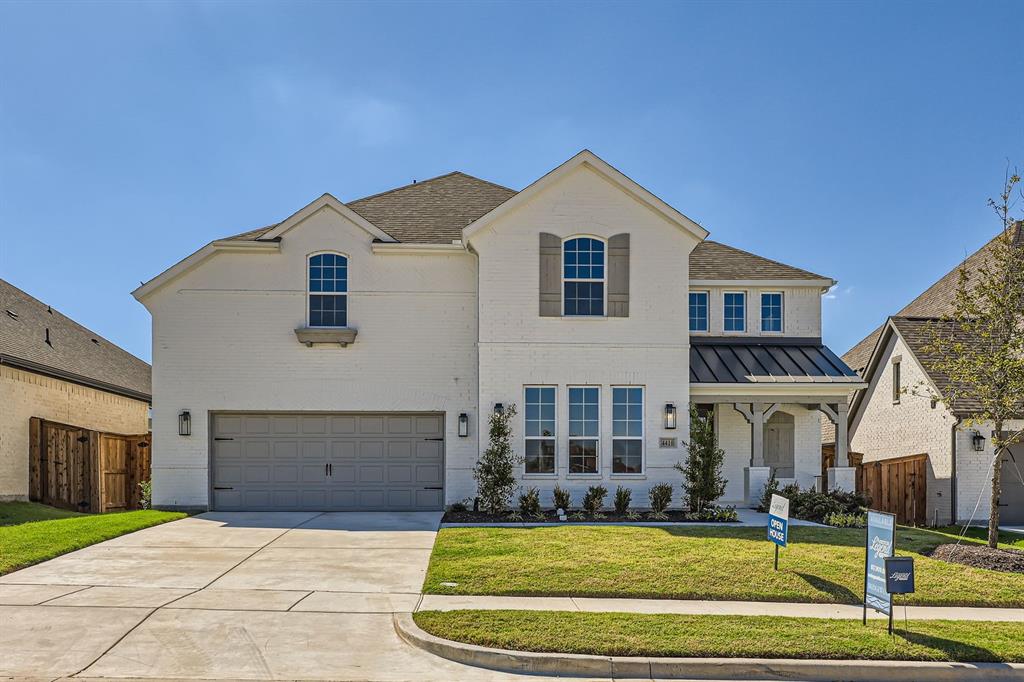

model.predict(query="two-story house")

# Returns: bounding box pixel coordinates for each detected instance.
[134,151,862,512]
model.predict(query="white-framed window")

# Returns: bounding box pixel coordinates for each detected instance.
[689,291,709,332]
[524,386,556,475]
[568,386,600,473]
[563,237,606,316]
[892,358,901,404]
[760,292,783,333]
[308,252,348,327]
[723,291,746,332]
[612,386,644,474]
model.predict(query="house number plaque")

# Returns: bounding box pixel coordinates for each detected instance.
[659,437,677,448]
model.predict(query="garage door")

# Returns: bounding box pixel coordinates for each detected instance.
[211,413,444,511]
[1000,445,1024,525]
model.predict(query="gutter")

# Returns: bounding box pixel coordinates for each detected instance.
[0,355,151,404]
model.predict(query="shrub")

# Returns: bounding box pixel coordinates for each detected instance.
[473,404,521,514]
[518,487,542,518]
[448,500,468,513]
[825,511,867,528]
[757,473,780,513]
[582,485,608,515]
[138,480,152,510]
[676,405,727,512]
[649,483,673,513]
[613,486,632,515]
[689,505,739,522]
[552,484,572,512]
[770,484,870,524]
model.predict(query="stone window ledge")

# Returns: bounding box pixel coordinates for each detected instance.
[294,327,358,347]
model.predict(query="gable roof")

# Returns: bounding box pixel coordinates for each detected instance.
[690,240,831,283]
[1,279,151,401]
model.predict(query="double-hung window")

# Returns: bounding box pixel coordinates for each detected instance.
[760,292,783,332]
[689,291,709,332]
[568,386,599,473]
[563,237,605,316]
[524,386,556,474]
[723,292,746,332]
[612,387,643,473]
[308,253,348,327]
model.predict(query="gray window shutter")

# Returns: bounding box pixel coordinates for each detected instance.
[539,232,562,316]
[608,233,630,317]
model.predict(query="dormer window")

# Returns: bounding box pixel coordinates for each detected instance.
[563,237,605,316]
[724,292,746,332]
[308,253,348,327]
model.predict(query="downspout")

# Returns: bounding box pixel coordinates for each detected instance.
[951,416,961,526]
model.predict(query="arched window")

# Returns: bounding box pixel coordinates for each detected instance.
[563,237,605,316]
[308,253,348,328]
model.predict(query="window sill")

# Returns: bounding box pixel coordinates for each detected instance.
[566,473,603,479]
[523,473,558,479]
[610,473,646,479]
[294,327,358,347]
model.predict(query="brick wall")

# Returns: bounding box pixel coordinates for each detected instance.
[0,364,150,500]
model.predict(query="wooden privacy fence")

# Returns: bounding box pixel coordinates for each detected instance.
[859,453,928,526]
[28,418,151,513]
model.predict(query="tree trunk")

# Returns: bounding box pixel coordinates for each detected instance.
[988,423,1003,549]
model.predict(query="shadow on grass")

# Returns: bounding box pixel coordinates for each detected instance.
[897,628,1001,663]
[794,571,860,603]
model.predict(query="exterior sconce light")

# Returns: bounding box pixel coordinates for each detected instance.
[178,410,192,437]
[494,403,504,415]
[972,431,985,452]
[664,403,677,430]
[458,413,469,438]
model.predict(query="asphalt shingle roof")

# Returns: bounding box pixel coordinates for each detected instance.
[689,241,829,281]
[0,279,151,400]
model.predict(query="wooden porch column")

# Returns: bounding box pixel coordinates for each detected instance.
[818,402,849,467]
[734,402,771,466]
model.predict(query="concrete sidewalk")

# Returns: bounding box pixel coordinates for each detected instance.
[418,594,1024,622]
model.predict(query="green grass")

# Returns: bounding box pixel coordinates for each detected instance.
[0,502,186,575]
[424,525,1024,607]
[414,610,1024,662]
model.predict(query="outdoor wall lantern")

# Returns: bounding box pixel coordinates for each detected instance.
[178,410,192,437]
[972,431,985,451]
[458,413,469,438]
[493,403,504,415]
[664,403,677,430]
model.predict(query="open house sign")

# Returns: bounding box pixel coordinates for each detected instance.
[767,494,789,570]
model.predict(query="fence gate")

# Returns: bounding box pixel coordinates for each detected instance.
[29,418,151,513]
[859,453,928,526]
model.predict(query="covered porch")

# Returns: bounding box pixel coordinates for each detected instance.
[689,338,866,507]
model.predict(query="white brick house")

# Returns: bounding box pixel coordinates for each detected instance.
[135,151,862,512]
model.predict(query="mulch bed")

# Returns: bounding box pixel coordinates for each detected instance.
[442,509,738,524]
[928,543,1024,574]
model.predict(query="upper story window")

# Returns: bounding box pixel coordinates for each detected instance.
[563,237,605,316]
[689,291,709,332]
[892,358,901,404]
[524,386,556,475]
[723,292,746,332]
[308,253,348,328]
[760,292,783,333]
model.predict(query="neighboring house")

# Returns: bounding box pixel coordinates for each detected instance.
[0,278,152,501]
[831,225,1024,526]
[134,150,862,512]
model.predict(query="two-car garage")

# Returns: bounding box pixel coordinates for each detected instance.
[210,412,445,511]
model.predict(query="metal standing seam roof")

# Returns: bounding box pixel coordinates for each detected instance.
[690,339,860,384]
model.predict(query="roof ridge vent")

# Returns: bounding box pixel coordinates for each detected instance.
[5,309,17,319]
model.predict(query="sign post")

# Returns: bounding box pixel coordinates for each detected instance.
[884,556,916,635]
[767,494,789,571]
[863,510,896,624]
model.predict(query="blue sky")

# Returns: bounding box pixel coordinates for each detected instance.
[1,0,1021,363]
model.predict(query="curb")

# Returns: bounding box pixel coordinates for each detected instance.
[394,613,1024,681]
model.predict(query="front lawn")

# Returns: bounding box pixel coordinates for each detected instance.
[0,502,186,575]
[424,525,1024,607]
[414,610,1024,662]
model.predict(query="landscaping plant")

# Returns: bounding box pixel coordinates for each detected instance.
[519,487,542,518]
[676,404,727,513]
[552,484,571,512]
[757,473,780,513]
[473,404,521,514]
[824,511,867,528]
[582,485,608,515]
[648,483,673,514]
[689,505,739,522]
[613,486,631,515]
[138,480,152,510]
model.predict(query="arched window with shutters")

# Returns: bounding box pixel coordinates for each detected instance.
[308,252,348,328]
[562,236,606,316]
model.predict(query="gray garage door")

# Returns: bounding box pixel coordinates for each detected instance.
[1000,445,1024,525]
[211,413,444,511]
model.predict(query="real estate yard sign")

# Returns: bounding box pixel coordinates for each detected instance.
[767,494,789,570]
[864,510,895,620]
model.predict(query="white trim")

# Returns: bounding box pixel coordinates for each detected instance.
[523,385,557,476]
[261,193,396,243]
[561,235,608,317]
[567,384,601,475]
[690,382,866,397]
[723,291,747,333]
[371,243,467,255]
[306,251,349,329]
[611,385,645,475]
[462,150,709,244]
[690,278,836,290]
[132,239,280,301]
[759,291,784,334]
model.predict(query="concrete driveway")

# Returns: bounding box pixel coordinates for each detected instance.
[0,511,590,681]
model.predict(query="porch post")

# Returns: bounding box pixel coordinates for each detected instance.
[751,402,766,466]
[835,401,849,468]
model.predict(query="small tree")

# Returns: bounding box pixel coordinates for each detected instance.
[923,167,1024,548]
[676,404,727,513]
[473,404,521,514]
